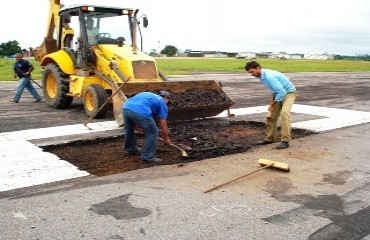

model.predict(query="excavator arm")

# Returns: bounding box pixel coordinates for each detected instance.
[32,0,74,62]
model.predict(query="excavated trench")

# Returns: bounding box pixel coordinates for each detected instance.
[43,120,314,177]
[42,89,315,176]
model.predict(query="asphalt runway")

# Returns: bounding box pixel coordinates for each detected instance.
[1,72,370,239]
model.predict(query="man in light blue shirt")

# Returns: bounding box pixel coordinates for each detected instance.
[245,61,296,149]
[122,91,172,162]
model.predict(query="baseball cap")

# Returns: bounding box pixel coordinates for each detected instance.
[159,90,172,105]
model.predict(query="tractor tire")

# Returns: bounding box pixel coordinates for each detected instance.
[83,84,109,119]
[42,63,73,109]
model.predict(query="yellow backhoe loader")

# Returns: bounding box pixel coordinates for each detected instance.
[32,0,235,126]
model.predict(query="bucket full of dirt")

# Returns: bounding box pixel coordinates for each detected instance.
[120,80,235,120]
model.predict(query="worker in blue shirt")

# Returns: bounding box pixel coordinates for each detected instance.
[122,91,172,162]
[245,61,296,149]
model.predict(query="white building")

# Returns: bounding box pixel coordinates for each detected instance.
[304,54,334,60]
[235,52,256,59]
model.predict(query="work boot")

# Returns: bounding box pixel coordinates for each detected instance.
[125,147,142,156]
[275,141,289,149]
[142,157,162,163]
[256,140,274,145]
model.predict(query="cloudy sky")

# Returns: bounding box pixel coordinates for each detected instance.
[2,0,370,55]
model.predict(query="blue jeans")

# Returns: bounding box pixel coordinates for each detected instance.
[13,77,41,102]
[123,109,159,161]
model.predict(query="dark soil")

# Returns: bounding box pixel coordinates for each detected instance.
[43,120,315,177]
[138,89,235,120]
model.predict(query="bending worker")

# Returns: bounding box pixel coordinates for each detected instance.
[122,91,172,162]
[245,61,296,149]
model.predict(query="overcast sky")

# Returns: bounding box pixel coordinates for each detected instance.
[2,0,370,55]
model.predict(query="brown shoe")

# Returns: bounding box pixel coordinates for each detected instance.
[275,141,289,149]
[8,99,18,103]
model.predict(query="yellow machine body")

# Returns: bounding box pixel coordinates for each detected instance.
[33,1,234,122]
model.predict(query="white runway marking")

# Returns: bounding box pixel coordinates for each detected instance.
[0,121,119,141]
[1,104,370,192]
[217,104,370,132]
[291,104,370,132]
[0,140,89,192]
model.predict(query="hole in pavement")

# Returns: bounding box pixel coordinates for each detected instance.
[42,120,315,176]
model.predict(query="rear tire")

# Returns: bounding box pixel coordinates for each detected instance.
[42,63,73,109]
[83,84,108,119]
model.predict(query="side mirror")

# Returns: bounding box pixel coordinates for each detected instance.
[143,17,148,28]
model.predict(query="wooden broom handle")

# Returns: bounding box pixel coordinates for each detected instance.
[204,163,274,193]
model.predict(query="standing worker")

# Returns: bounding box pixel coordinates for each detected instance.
[122,91,172,162]
[8,53,42,103]
[244,61,296,149]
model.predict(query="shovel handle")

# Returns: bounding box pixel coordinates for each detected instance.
[204,163,274,193]
[83,83,126,126]
[157,137,189,157]
[30,79,42,89]
[135,127,188,157]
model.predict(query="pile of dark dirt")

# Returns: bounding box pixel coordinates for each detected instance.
[129,89,235,120]
[43,120,315,177]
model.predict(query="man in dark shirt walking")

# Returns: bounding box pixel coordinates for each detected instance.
[9,53,42,103]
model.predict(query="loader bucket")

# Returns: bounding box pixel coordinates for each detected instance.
[119,80,235,121]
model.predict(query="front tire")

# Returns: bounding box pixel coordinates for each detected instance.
[42,63,73,109]
[83,84,109,119]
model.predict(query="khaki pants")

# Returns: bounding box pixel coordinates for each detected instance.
[265,92,297,142]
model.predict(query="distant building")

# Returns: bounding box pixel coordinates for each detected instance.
[188,51,203,57]
[269,53,290,59]
[304,54,334,60]
[289,54,303,59]
[204,51,228,58]
[176,52,188,57]
[235,52,256,60]
[172,50,334,60]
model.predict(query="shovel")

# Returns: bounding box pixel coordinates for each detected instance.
[134,126,189,158]
[157,136,189,157]
[92,70,129,127]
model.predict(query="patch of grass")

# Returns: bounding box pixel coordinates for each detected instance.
[0,58,42,81]
[156,58,370,75]
[1,57,369,81]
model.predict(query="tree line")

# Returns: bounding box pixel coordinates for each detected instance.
[0,40,23,57]
[1,40,369,60]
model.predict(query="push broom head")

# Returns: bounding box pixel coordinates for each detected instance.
[258,158,290,171]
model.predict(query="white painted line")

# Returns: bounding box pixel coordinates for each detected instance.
[0,140,89,192]
[217,104,370,132]
[215,106,266,117]
[1,104,370,192]
[0,121,120,141]
[291,104,370,132]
